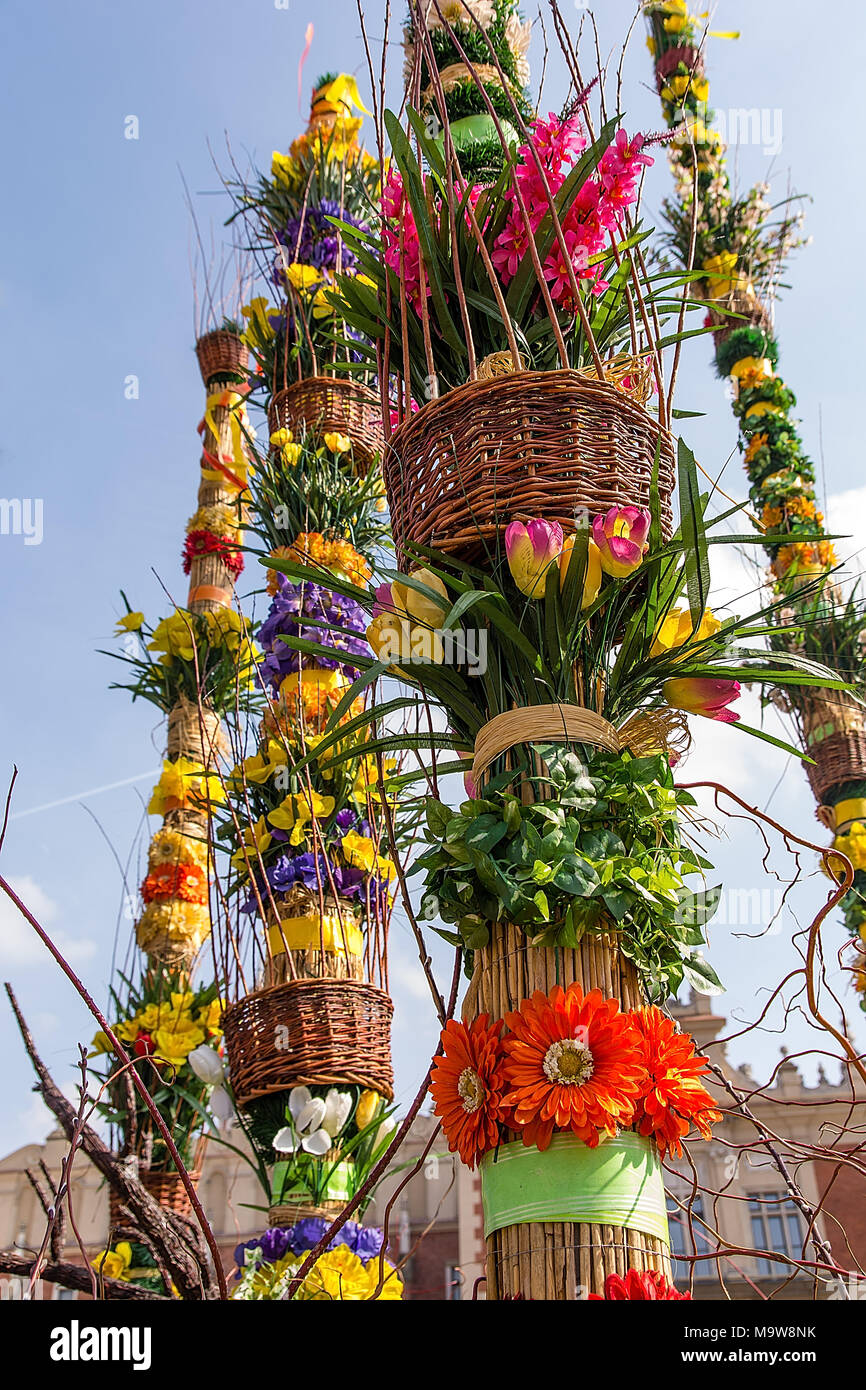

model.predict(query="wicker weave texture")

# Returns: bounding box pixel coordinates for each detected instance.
[807,731,866,804]
[384,371,676,565]
[223,979,394,1106]
[267,378,383,475]
[195,330,249,385]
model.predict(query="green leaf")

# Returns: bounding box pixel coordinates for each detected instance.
[677,437,710,630]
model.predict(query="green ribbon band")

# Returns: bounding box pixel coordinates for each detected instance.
[271,1160,353,1205]
[480,1133,669,1244]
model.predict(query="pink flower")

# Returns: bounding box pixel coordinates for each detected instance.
[663,677,741,724]
[505,518,564,598]
[463,769,479,800]
[492,209,531,282]
[543,231,590,306]
[592,506,651,579]
[520,112,586,174]
[599,130,654,191]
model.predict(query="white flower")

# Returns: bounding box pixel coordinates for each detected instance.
[210,1085,235,1131]
[373,1116,397,1152]
[187,1045,225,1087]
[321,1089,353,1138]
[275,1087,334,1156]
[423,0,495,32]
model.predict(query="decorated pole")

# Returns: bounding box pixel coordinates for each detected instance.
[642,1,866,1005]
[304,0,850,1300]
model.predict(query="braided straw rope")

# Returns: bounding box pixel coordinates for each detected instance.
[472,703,690,785]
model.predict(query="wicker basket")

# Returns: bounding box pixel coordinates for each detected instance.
[267,378,383,475]
[654,45,703,85]
[195,330,249,386]
[267,1198,346,1228]
[383,370,676,566]
[108,1149,204,1229]
[223,978,394,1107]
[804,696,866,803]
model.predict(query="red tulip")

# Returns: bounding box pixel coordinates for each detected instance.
[663,676,741,723]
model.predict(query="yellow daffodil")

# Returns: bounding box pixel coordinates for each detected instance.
[195,998,224,1035]
[295,1245,402,1301]
[148,758,226,817]
[92,1242,133,1282]
[268,790,335,845]
[341,829,397,882]
[651,607,721,658]
[115,612,144,634]
[312,284,337,319]
[286,262,322,294]
[230,743,286,787]
[90,1029,114,1056]
[352,755,398,807]
[241,298,276,348]
[231,816,273,874]
[702,251,740,298]
[115,1016,143,1044]
[153,1020,206,1068]
[323,431,351,455]
[148,611,197,664]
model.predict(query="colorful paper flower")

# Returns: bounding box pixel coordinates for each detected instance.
[505,519,565,598]
[501,984,643,1150]
[430,1015,510,1169]
[663,676,741,723]
[592,506,651,579]
[630,1006,722,1158]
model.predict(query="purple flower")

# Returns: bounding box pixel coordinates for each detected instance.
[353,1226,385,1263]
[257,580,369,694]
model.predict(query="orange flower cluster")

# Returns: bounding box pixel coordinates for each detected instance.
[431,987,721,1168]
[772,538,838,579]
[761,496,819,531]
[744,432,768,464]
[141,861,209,906]
[266,533,371,595]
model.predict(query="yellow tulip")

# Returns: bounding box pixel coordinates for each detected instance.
[558,535,603,607]
[92,1242,133,1282]
[115,612,144,634]
[324,431,351,455]
[355,1089,381,1130]
[391,568,449,628]
[651,607,721,658]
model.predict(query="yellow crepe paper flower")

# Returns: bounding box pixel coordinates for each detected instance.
[148,758,225,817]
[324,431,351,455]
[241,298,276,350]
[268,790,335,845]
[231,816,274,874]
[285,262,322,294]
[115,612,144,634]
[341,829,397,882]
[148,611,196,663]
[295,1245,402,1301]
[136,900,210,955]
[92,1242,133,1282]
[148,826,209,870]
[651,607,721,658]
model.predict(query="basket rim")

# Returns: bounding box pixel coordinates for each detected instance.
[270,375,382,406]
[223,975,393,1016]
[386,367,674,455]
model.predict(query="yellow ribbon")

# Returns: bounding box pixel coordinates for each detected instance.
[202,390,250,488]
[832,799,866,834]
[267,913,363,958]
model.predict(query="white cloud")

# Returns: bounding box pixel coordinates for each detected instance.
[0,877,97,968]
[14,1081,79,1148]
[826,485,866,576]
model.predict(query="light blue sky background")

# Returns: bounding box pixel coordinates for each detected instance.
[1,0,864,1157]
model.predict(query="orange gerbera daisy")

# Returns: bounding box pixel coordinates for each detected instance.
[430,1015,509,1169]
[501,984,643,1151]
[630,1006,723,1158]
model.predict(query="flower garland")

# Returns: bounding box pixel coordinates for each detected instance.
[430,987,722,1169]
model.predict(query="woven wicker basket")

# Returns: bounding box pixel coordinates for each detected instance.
[654,45,703,85]
[108,1150,204,1229]
[267,378,383,475]
[223,978,394,1107]
[267,1197,347,1228]
[383,370,676,566]
[195,330,249,386]
[803,696,866,803]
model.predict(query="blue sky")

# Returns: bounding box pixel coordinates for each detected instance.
[1,0,864,1157]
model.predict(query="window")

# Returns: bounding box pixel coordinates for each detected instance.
[667,1194,712,1282]
[747,1192,805,1277]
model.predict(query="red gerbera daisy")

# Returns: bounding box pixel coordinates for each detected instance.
[501,984,643,1151]
[429,1015,509,1169]
[630,1006,723,1159]
[588,1269,691,1300]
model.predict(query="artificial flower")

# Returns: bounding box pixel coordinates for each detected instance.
[390,568,450,628]
[630,1006,722,1158]
[664,676,741,723]
[592,506,650,579]
[430,1015,510,1169]
[294,1244,403,1301]
[558,535,603,607]
[115,612,144,634]
[187,1044,225,1087]
[321,1088,353,1137]
[92,1242,133,1283]
[355,1089,381,1131]
[147,827,209,870]
[423,0,496,31]
[588,1269,691,1300]
[231,816,273,874]
[147,758,225,816]
[323,431,351,454]
[268,789,335,845]
[148,610,197,663]
[505,519,564,598]
[341,829,396,882]
[501,984,643,1150]
[136,900,210,956]
[650,606,721,657]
